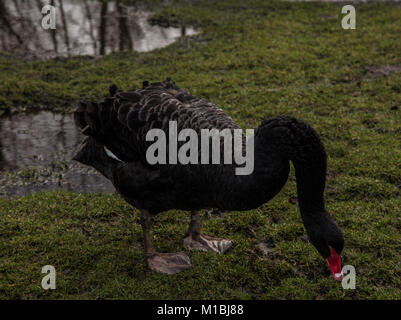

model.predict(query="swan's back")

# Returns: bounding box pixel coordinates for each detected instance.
[74,78,240,166]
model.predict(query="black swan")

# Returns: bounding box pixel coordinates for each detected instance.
[73,78,344,280]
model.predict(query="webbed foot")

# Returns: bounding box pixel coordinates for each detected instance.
[147,252,192,275]
[184,234,233,254]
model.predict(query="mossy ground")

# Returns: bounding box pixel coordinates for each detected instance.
[0,0,400,299]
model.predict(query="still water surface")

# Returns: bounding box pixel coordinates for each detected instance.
[0,111,115,197]
[0,0,197,58]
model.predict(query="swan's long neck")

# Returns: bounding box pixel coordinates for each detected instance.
[255,116,344,261]
[255,116,327,223]
[293,150,326,217]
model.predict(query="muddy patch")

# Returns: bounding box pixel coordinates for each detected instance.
[365,65,401,78]
[258,242,276,257]
[0,111,114,197]
[264,64,401,93]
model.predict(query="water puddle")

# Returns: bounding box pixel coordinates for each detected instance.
[0,111,115,197]
[0,0,198,59]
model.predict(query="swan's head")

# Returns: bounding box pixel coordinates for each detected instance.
[326,247,343,281]
[306,214,344,281]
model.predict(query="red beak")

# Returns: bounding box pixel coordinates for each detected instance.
[326,247,343,281]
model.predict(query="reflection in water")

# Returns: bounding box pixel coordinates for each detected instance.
[0,111,79,170]
[0,0,198,58]
[0,111,115,197]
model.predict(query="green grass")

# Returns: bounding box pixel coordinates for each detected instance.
[0,0,400,299]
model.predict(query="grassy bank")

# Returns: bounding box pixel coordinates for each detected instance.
[0,0,400,299]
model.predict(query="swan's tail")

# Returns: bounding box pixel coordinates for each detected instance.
[73,81,160,164]
[73,84,120,141]
[73,84,136,163]
[72,85,125,179]
[72,136,118,180]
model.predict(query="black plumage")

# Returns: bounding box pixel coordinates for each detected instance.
[73,78,344,277]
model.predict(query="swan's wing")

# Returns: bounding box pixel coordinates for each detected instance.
[74,78,240,165]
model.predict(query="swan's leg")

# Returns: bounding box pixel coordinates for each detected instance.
[141,210,192,275]
[184,211,233,254]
